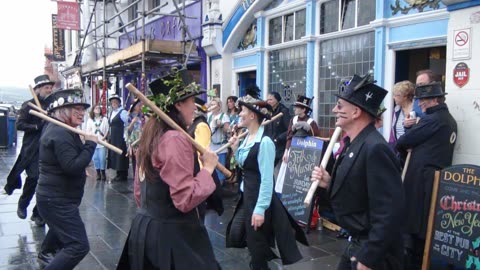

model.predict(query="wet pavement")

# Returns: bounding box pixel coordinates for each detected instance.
[0,132,343,270]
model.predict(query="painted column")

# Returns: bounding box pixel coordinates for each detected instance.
[305,0,316,98]
[256,15,266,94]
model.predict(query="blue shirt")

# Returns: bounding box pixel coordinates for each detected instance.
[235,126,275,216]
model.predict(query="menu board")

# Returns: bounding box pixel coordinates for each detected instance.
[423,165,480,270]
[280,136,324,226]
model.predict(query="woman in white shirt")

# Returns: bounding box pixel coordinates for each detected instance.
[207,97,230,184]
[86,105,109,180]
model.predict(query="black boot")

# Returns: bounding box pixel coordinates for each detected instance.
[115,170,128,181]
[96,169,101,181]
[101,170,106,181]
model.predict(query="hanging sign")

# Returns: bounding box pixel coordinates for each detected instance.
[56,1,80,30]
[453,62,469,88]
[453,28,471,60]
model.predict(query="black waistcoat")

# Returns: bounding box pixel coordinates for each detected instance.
[119,151,219,270]
[107,110,128,170]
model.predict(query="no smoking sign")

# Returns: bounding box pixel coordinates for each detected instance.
[455,31,468,46]
[453,28,471,60]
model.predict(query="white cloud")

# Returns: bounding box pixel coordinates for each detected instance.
[0,0,56,87]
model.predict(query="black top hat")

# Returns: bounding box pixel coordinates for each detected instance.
[195,97,208,113]
[34,74,55,89]
[45,89,90,112]
[294,95,313,112]
[414,82,446,99]
[237,95,272,120]
[148,69,205,111]
[336,74,387,118]
[109,94,122,102]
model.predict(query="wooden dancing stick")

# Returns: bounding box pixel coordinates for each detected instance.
[125,83,232,178]
[304,127,343,207]
[28,85,48,114]
[401,118,419,182]
[214,112,284,154]
[28,106,123,155]
[401,150,412,182]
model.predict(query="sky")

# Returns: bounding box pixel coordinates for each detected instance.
[0,1,56,88]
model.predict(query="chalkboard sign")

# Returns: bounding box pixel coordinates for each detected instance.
[423,164,480,270]
[279,136,325,226]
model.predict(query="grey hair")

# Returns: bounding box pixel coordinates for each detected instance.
[51,107,73,125]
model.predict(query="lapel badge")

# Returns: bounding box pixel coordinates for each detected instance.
[349,152,354,158]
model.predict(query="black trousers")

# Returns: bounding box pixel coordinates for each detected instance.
[228,200,273,270]
[337,238,403,270]
[37,196,89,270]
[18,158,40,218]
[403,234,425,270]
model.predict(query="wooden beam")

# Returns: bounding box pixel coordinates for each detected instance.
[82,39,195,73]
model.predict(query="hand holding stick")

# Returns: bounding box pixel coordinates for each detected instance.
[304,127,342,207]
[125,83,232,178]
[214,113,284,154]
[28,104,123,155]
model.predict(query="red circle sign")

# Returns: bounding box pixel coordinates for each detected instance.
[453,62,469,88]
[455,31,468,47]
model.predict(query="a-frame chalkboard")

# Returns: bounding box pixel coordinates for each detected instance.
[279,136,326,232]
[423,164,480,270]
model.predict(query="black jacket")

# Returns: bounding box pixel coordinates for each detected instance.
[4,97,47,194]
[329,124,405,269]
[36,122,96,201]
[264,103,291,162]
[396,103,457,238]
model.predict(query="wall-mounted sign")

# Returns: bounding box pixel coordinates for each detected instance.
[52,14,66,62]
[453,62,469,88]
[453,28,471,60]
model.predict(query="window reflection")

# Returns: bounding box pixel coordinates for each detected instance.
[268,46,307,112]
[317,32,375,137]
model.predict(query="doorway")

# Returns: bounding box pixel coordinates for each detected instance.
[237,70,257,97]
[394,46,446,83]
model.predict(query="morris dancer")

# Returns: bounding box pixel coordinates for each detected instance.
[311,74,405,270]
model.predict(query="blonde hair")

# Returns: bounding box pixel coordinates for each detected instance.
[393,81,415,101]
[210,97,222,109]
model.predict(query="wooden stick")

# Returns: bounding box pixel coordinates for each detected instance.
[28,86,48,114]
[214,112,284,154]
[401,149,412,182]
[304,127,342,207]
[125,83,232,178]
[401,118,419,182]
[421,171,440,270]
[28,108,123,155]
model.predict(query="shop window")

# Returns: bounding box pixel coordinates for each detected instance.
[317,32,375,137]
[268,45,307,111]
[268,9,306,45]
[320,0,375,34]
